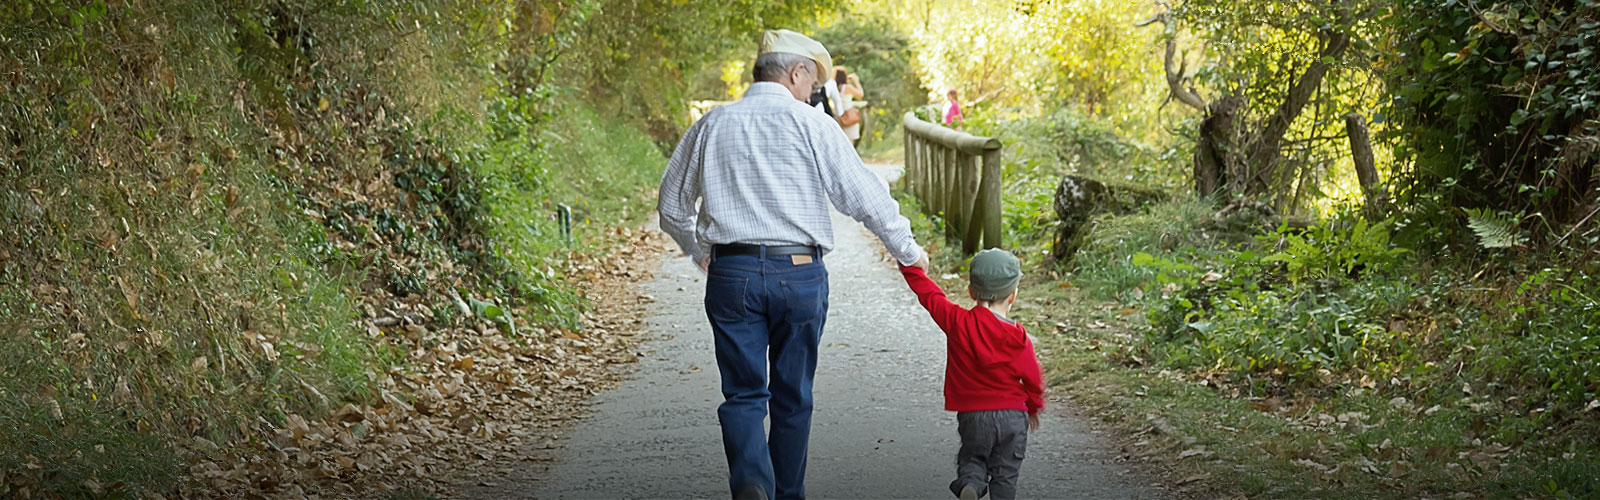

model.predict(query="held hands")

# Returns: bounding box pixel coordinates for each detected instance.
[911,253,930,270]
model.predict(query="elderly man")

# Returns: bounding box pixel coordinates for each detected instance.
[657,30,928,500]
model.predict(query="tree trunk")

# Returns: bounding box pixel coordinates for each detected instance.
[1195,96,1243,199]
[1553,119,1599,221]
[1141,9,1353,203]
[1241,28,1352,198]
[1344,113,1388,220]
[1051,176,1109,265]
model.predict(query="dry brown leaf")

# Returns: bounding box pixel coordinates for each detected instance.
[334,404,366,423]
[1388,461,1408,477]
[286,413,310,440]
[1293,458,1331,473]
[114,275,140,314]
[193,436,221,453]
[1175,473,1210,485]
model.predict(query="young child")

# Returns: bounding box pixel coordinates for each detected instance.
[900,249,1045,500]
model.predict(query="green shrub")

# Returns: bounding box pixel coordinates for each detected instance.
[1143,278,1426,381]
[1477,268,1600,409]
[1385,0,1600,230]
[471,95,665,328]
[1129,216,1421,381]
[1258,218,1411,284]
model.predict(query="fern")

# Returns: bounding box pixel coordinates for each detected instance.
[1463,208,1527,249]
[1259,218,1409,283]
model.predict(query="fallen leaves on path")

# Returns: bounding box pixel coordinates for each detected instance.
[176,227,668,499]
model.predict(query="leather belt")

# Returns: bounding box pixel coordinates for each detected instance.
[712,243,820,258]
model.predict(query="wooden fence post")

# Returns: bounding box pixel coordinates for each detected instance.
[903,127,914,196]
[959,153,982,254]
[934,141,945,220]
[921,136,932,209]
[979,149,1003,249]
[952,151,967,242]
[908,135,918,203]
[943,148,958,238]
[921,135,934,209]
[922,136,933,213]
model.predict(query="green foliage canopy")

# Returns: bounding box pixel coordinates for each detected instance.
[1383,0,1600,235]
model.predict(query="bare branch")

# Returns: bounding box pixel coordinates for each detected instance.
[1138,10,1209,111]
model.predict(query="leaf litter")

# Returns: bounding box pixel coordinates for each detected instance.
[174,227,668,499]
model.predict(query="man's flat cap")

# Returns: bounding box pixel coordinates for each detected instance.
[759,29,832,88]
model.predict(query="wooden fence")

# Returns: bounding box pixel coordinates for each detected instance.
[902,112,1003,254]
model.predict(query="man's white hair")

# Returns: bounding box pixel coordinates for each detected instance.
[753,52,816,83]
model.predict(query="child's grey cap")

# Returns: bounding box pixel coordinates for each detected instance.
[969,248,1021,301]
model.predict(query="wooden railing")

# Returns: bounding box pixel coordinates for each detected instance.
[902,112,1003,254]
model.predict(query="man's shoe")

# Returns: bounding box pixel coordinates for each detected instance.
[734,483,768,500]
[957,484,980,500]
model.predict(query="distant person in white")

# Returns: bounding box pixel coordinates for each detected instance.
[834,67,864,146]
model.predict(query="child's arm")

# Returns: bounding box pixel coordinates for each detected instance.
[1017,332,1046,417]
[898,264,963,334]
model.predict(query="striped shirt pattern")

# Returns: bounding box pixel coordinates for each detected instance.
[658,82,924,266]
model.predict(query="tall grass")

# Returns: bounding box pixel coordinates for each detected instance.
[475,98,665,328]
[1068,198,1229,300]
[1,1,490,494]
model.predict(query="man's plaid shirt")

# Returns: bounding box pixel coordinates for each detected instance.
[657,82,924,266]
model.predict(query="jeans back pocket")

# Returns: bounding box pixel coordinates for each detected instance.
[779,272,828,325]
[705,273,750,321]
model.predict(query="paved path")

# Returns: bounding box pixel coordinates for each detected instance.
[464,164,1167,499]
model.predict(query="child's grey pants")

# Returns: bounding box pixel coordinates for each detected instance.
[950,409,1029,500]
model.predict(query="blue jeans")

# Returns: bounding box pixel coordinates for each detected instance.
[705,251,829,500]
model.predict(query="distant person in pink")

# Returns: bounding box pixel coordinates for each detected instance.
[944,89,964,130]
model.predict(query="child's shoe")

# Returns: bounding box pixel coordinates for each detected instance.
[957,484,980,500]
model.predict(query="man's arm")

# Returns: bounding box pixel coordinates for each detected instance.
[811,117,925,266]
[658,119,708,264]
[899,265,961,334]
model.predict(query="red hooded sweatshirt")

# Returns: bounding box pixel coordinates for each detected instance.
[901,265,1046,416]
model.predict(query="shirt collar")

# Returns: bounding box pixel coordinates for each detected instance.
[746,81,798,99]
[988,309,1016,325]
